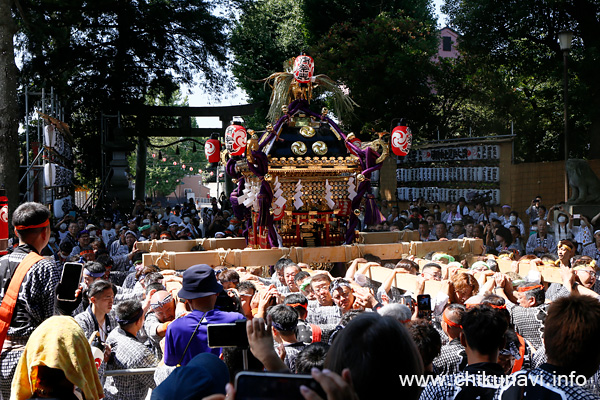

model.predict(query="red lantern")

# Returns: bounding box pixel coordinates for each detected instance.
[391,125,412,156]
[225,124,247,156]
[293,55,314,84]
[205,135,221,163]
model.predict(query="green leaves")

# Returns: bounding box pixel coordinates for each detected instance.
[230,0,438,136]
[17,0,233,185]
[311,12,438,134]
[442,0,600,160]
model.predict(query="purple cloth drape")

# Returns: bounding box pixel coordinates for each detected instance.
[247,150,279,247]
[227,158,248,222]
[344,146,384,244]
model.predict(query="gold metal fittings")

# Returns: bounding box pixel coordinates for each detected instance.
[299,126,316,138]
[312,141,328,156]
[291,141,308,156]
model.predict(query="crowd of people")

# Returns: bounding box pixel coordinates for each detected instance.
[374,196,600,264]
[3,197,600,400]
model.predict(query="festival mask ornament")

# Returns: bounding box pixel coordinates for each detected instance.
[391,125,412,156]
[293,55,314,84]
[225,124,247,156]
[205,134,221,163]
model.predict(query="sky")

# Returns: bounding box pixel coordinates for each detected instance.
[185,0,448,128]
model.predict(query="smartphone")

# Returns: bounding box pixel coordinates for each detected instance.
[399,295,414,309]
[417,294,432,320]
[235,371,326,400]
[207,320,248,349]
[573,214,581,219]
[56,262,83,302]
[68,211,77,218]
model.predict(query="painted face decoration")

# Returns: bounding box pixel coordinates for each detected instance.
[391,125,412,156]
[293,55,314,84]
[225,124,247,156]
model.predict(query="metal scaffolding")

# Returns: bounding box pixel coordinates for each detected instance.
[21,87,68,205]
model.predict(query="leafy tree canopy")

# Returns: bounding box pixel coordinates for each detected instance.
[231,0,438,138]
[16,0,234,185]
[442,0,600,159]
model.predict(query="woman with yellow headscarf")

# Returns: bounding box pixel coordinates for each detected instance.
[10,316,103,400]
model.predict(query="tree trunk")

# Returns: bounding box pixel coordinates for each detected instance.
[0,0,19,220]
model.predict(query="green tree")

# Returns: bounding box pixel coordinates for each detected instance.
[302,0,434,45]
[140,138,210,198]
[310,12,438,135]
[16,0,232,187]
[231,0,438,137]
[442,0,600,160]
[0,0,20,212]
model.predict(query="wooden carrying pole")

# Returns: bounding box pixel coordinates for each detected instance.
[142,238,484,271]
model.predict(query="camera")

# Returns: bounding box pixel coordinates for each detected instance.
[207,320,248,349]
[466,190,493,204]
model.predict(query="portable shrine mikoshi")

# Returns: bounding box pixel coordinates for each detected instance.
[209,54,412,250]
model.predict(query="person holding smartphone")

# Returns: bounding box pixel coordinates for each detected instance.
[164,264,245,367]
[0,202,81,398]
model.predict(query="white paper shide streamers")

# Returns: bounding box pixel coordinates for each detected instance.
[272,177,287,211]
[240,181,261,212]
[293,179,304,210]
[347,177,357,201]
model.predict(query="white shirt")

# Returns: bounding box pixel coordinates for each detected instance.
[102,228,116,246]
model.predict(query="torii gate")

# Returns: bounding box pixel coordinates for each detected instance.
[103,103,259,202]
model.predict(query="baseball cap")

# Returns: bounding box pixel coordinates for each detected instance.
[178,264,223,300]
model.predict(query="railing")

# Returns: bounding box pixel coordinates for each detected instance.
[104,368,157,377]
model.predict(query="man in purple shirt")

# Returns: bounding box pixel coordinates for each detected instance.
[164,264,245,367]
